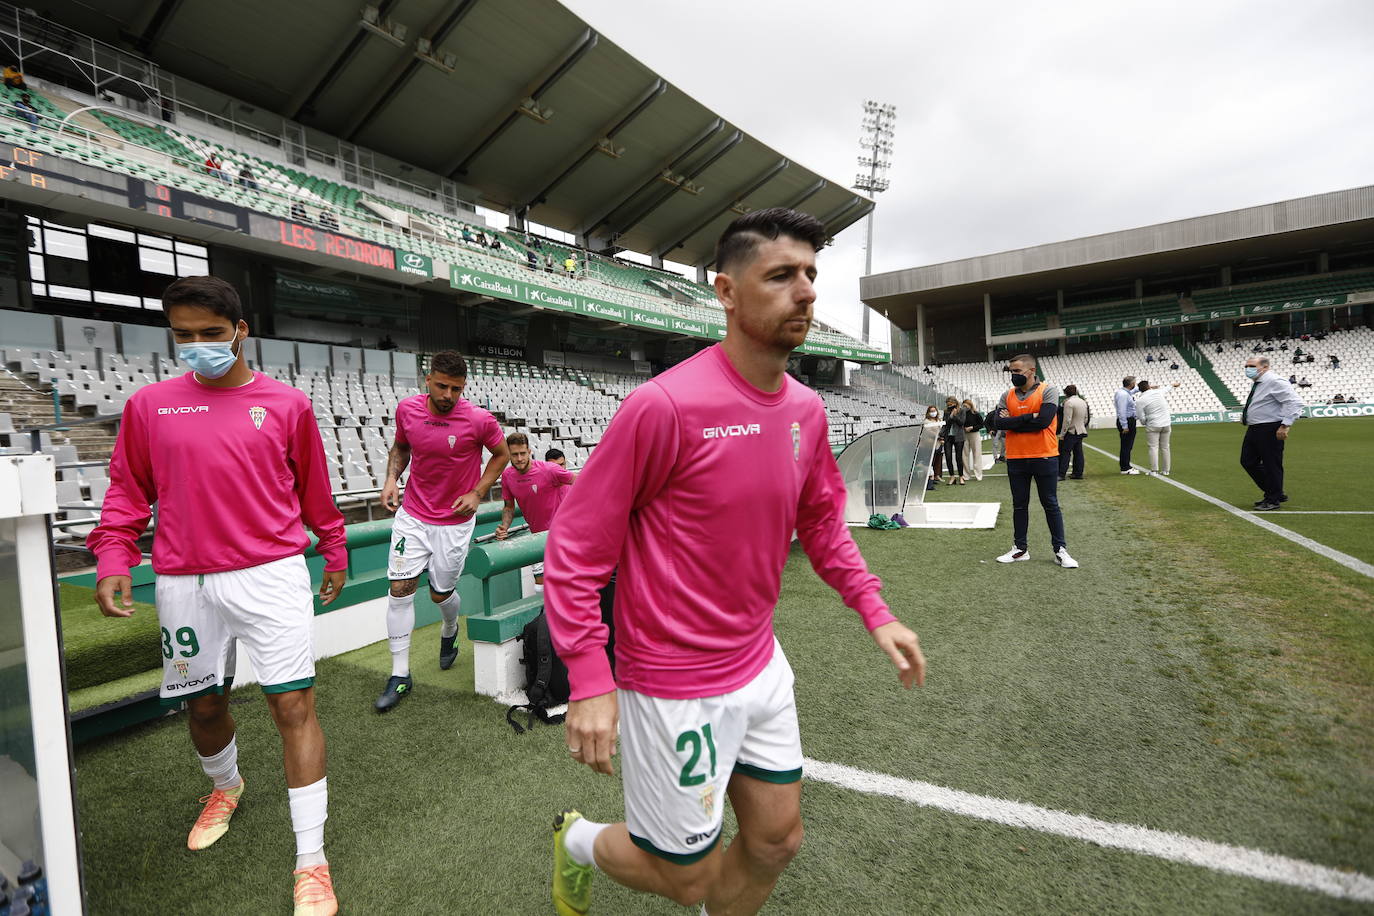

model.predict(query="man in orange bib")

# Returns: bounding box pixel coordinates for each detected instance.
[990,354,1078,568]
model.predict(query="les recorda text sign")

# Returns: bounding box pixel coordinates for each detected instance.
[247,213,396,270]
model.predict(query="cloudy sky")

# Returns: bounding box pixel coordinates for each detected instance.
[563,0,1374,348]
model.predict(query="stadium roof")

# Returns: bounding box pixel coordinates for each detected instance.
[862,185,1374,328]
[38,0,872,267]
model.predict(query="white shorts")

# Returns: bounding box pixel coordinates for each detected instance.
[531,560,544,577]
[154,555,315,704]
[388,507,476,594]
[620,640,802,864]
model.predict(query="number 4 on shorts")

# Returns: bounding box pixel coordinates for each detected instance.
[394,536,406,556]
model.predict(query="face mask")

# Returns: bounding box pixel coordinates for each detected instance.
[1244,367,1259,380]
[178,337,240,379]
[1010,372,1029,387]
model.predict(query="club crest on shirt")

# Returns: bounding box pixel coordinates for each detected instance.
[249,406,267,430]
[699,784,715,817]
[173,660,189,678]
[790,421,801,461]
[447,435,456,449]
[532,483,538,493]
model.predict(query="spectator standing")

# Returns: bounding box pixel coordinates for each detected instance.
[941,397,966,485]
[1135,380,1178,476]
[1057,384,1088,481]
[925,406,944,484]
[238,164,257,190]
[960,399,984,482]
[1115,376,1141,475]
[992,354,1077,567]
[1239,356,1303,511]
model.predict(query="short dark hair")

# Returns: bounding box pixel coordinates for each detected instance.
[544,448,565,461]
[162,276,243,325]
[1137,379,1151,392]
[429,351,467,379]
[1063,384,1079,398]
[506,432,529,448]
[1010,353,1036,367]
[714,207,826,275]
[1122,376,1136,387]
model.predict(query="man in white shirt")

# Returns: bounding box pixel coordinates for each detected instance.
[1134,380,1179,476]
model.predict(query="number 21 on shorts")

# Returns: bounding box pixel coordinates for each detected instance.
[676,723,717,787]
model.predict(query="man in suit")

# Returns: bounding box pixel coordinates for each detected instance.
[1057,384,1089,481]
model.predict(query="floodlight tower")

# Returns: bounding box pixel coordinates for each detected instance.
[854,100,895,345]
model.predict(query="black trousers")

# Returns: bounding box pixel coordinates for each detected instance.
[943,438,965,478]
[1007,457,1067,552]
[1240,422,1285,502]
[1058,433,1085,478]
[1118,418,1137,470]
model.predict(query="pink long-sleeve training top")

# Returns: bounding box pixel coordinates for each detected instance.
[544,344,895,701]
[88,372,348,580]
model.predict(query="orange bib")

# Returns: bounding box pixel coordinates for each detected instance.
[1004,383,1059,459]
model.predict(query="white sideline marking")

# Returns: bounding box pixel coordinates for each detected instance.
[1081,443,1374,580]
[803,757,1374,902]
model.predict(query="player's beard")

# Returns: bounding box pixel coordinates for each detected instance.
[738,308,811,356]
[428,394,456,413]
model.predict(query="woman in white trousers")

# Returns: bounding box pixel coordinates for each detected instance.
[960,399,984,481]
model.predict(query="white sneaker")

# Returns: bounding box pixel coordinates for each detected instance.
[1161,471,1171,477]
[997,547,1030,563]
[1055,547,1080,568]
[1121,468,1141,475]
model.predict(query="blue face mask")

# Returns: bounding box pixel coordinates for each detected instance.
[1244,366,1259,380]
[178,338,241,379]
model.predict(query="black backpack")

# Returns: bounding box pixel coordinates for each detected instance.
[506,612,570,734]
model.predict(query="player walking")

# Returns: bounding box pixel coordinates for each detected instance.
[89,276,346,915]
[544,209,926,916]
[376,350,508,710]
[495,431,576,589]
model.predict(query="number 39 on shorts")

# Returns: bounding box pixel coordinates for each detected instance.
[676,724,717,787]
[160,625,200,660]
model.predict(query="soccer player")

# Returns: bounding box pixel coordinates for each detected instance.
[544,208,926,916]
[544,447,568,468]
[88,276,346,916]
[495,432,576,589]
[376,350,508,710]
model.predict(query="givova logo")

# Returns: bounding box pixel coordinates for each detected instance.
[157,406,209,415]
[702,423,761,439]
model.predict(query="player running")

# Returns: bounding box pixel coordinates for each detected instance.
[544,208,926,916]
[89,276,346,916]
[495,431,576,589]
[376,350,508,711]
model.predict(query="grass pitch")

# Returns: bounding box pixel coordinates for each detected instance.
[73,419,1373,914]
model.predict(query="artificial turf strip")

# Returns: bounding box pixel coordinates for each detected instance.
[58,582,161,690]
[74,420,1373,914]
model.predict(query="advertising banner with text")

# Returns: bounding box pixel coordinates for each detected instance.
[1168,402,1374,425]
[449,266,889,362]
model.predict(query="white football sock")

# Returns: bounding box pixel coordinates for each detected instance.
[564,817,609,868]
[197,735,241,791]
[436,592,462,639]
[288,777,328,867]
[387,593,414,677]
